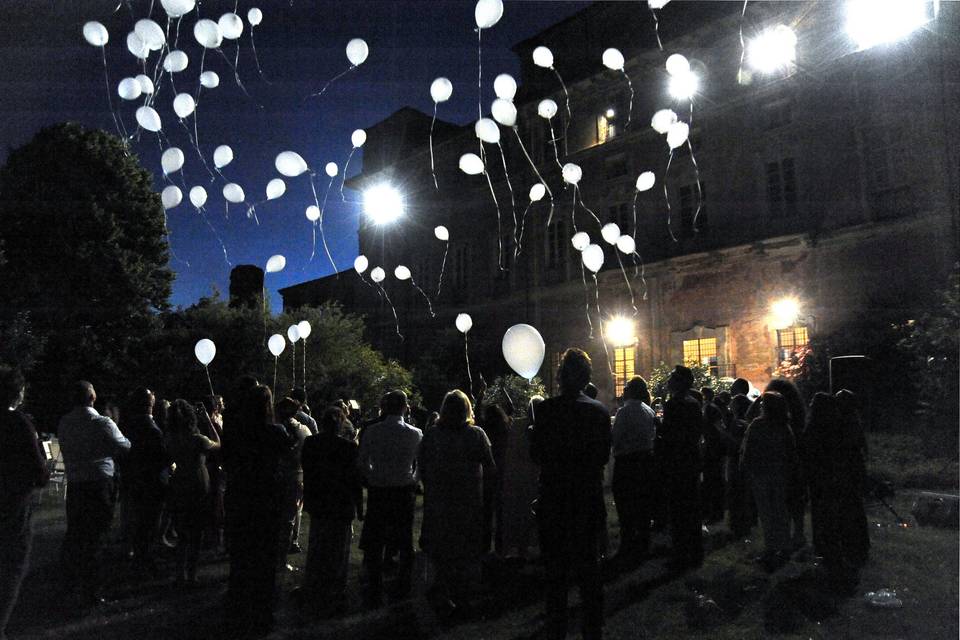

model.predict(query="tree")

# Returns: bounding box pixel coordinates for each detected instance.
[0,123,172,426]
[649,362,732,401]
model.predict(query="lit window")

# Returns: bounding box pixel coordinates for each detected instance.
[776,326,809,362]
[683,337,718,375]
[614,346,636,397]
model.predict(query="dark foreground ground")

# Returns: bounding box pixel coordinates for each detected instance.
[6,483,958,640]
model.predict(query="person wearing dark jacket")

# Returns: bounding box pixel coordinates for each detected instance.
[765,378,807,549]
[123,387,168,573]
[528,348,611,640]
[834,389,870,569]
[800,392,843,571]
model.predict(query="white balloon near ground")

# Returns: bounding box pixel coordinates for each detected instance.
[305,205,320,222]
[636,171,656,192]
[537,99,558,119]
[118,78,142,100]
[297,321,312,340]
[491,98,517,127]
[353,255,369,274]
[529,183,546,202]
[248,8,263,26]
[493,73,517,100]
[325,162,338,178]
[218,13,244,40]
[346,38,369,66]
[602,48,625,71]
[162,0,196,19]
[532,46,554,68]
[126,31,150,59]
[199,71,220,88]
[430,77,453,103]
[135,19,166,51]
[266,254,286,273]
[474,118,500,144]
[163,50,189,73]
[266,178,286,200]
[194,338,216,366]
[275,151,308,177]
[135,106,162,132]
[173,93,196,119]
[651,108,678,134]
[601,222,621,244]
[83,21,109,47]
[213,145,234,169]
[161,185,182,210]
[562,163,582,185]
[571,231,590,251]
[455,313,473,334]
[474,0,504,29]
[459,153,484,176]
[223,183,245,203]
[666,121,690,149]
[502,324,545,381]
[161,147,185,175]
[665,53,690,77]
[581,244,605,273]
[286,324,300,342]
[616,235,636,254]
[370,267,385,283]
[189,186,207,208]
[136,74,154,94]
[267,334,285,357]
[193,19,222,49]
[394,265,411,281]
[351,129,367,148]
[434,226,450,241]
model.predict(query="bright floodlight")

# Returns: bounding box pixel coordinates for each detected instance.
[770,297,800,329]
[846,0,935,51]
[606,316,637,347]
[605,107,616,119]
[668,71,698,101]
[363,184,404,225]
[748,25,797,73]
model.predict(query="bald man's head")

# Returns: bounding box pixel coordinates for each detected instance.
[72,380,96,407]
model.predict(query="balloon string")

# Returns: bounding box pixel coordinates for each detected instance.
[593,273,615,379]
[204,365,215,397]
[476,27,483,121]
[650,7,664,51]
[356,271,376,292]
[215,48,260,109]
[633,250,648,301]
[576,187,602,228]
[621,69,635,131]
[483,169,506,271]
[246,203,260,225]
[570,187,578,233]
[341,147,356,203]
[464,332,474,402]
[513,128,555,227]
[302,338,307,394]
[632,190,640,241]
[496,140,518,263]
[737,0,750,84]
[663,149,678,242]
[318,176,338,274]
[304,65,355,103]
[273,355,278,399]
[292,341,296,389]
[687,102,705,234]
[99,46,126,140]
[307,173,322,262]
[547,119,563,171]
[161,209,190,268]
[615,250,638,315]
[515,201,532,260]
[436,240,449,298]
[197,206,231,266]
[551,67,572,150]
[429,102,440,190]
[173,16,182,49]
[233,39,241,81]
[249,26,273,84]
[410,278,435,317]
[378,283,403,341]
[580,262,593,339]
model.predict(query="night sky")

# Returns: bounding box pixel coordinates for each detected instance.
[0,0,591,310]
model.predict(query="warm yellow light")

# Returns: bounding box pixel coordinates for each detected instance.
[771,297,800,329]
[605,108,616,119]
[363,184,404,225]
[606,316,637,347]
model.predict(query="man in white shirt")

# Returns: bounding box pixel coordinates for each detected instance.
[57,380,131,609]
[357,390,422,606]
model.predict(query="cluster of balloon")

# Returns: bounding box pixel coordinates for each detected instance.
[532,45,572,151]
[433,226,451,297]
[306,38,369,102]
[667,53,705,234]
[602,48,634,130]
[275,151,337,272]
[502,324,545,382]
[194,13,256,106]
[194,338,217,395]
[571,231,597,337]
[455,313,474,397]
[341,129,367,202]
[428,78,453,190]
[601,222,639,313]
[394,265,435,317]
[580,239,616,377]
[352,255,379,295]
[368,266,403,341]
[267,333,285,395]
[474,0,504,119]
[286,324,301,387]
[647,0,672,51]
[297,320,312,392]
[537,97,563,170]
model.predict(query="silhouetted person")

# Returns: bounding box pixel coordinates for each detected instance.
[201,395,226,550]
[835,389,870,569]
[288,388,317,436]
[58,380,131,609]
[275,397,311,567]
[500,396,542,559]
[529,349,611,640]
[800,392,843,571]
[765,378,807,549]
[123,387,168,573]
[725,394,755,538]
[701,401,727,524]
[479,403,510,554]
[730,378,751,398]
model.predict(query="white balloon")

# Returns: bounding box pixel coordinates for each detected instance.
[581,244,604,273]
[248,8,263,27]
[268,334,285,357]
[636,171,656,192]
[491,98,517,127]
[353,255,369,274]
[223,183,245,203]
[194,338,216,366]
[537,98,558,119]
[266,254,286,273]
[135,19,166,51]
[648,0,671,8]
[346,38,369,66]
[561,163,582,185]
[163,50,189,73]
[126,31,149,59]
[455,313,473,334]
[218,13,244,40]
[474,118,500,144]
[666,121,690,149]
[173,93,195,119]
[394,265,411,281]
[616,235,636,254]
[351,129,367,148]
[275,151,308,177]
[602,48,625,71]
[297,320,312,339]
[370,267,385,283]
[601,222,621,245]
[136,74,155,94]
[161,185,182,210]
[571,231,590,251]
[502,324,545,381]
[214,145,234,169]
[189,186,207,208]
[193,19,222,49]
[459,153,484,176]
[651,108,678,134]
[161,147,185,175]
[665,53,690,77]
[136,106,162,132]
[430,77,453,103]
[325,162,338,178]
[305,205,320,222]
[199,70,220,88]
[82,21,109,47]
[532,46,554,68]
[161,0,196,19]
[493,73,517,100]
[474,0,504,29]
[434,225,450,241]
[266,178,286,200]
[529,183,546,202]
[118,78,142,100]
[286,324,300,342]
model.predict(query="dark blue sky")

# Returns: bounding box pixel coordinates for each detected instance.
[0,0,591,310]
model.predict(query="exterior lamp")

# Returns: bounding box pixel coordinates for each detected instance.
[668,70,698,101]
[363,184,404,225]
[605,108,616,119]
[770,296,800,330]
[747,25,797,73]
[846,0,938,51]
[606,316,638,347]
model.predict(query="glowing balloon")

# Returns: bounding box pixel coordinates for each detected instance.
[666,121,690,149]
[346,38,369,66]
[223,183,245,203]
[636,171,655,192]
[351,129,367,147]
[616,235,636,254]
[194,338,216,366]
[456,313,473,334]
[189,186,207,208]
[502,324,545,381]
[161,0,196,18]
[135,19,165,51]
[136,74,154,94]
[571,231,590,251]
[83,21,109,47]
[527,183,546,202]
[248,8,263,26]
[325,162,338,178]
[136,106,162,132]
[161,148,185,175]
[275,151,308,177]
[537,98,558,119]
[491,98,517,127]
[268,334,285,357]
[474,118,500,144]
[163,50,189,73]
[126,31,149,59]
[475,0,504,29]
[601,222,621,244]
[394,265,411,281]
[370,267,385,283]
[430,77,453,103]
[199,71,220,88]
[354,255,369,274]
[118,78,142,100]
[213,145,234,169]
[266,178,286,200]
[561,163,582,185]
[434,226,450,241]
[161,185,182,210]
[297,320,312,339]
[665,53,690,77]
[648,0,671,8]
[305,205,320,222]
[651,108,678,134]
[286,324,300,343]
[532,46,554,68]
[266,254,286,273]
[602,48,625,71]
[218,13,244,40]
[493,73,517,100]
[173,93,196,119]
[459,153,484,176]
[193,19,222,49]
[582,244,604,273]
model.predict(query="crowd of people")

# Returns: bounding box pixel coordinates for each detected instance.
[0,350,871,640]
